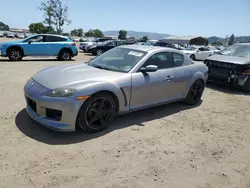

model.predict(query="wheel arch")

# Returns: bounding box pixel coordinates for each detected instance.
[58,47,73,56]
[6,45,24,56]
[75,82,128,114]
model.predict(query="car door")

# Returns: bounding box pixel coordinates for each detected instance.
[130,52,179,110]
[45,35,66,56]
[170,52,192,96]
[197,47,210,60]
[22,35,47,56]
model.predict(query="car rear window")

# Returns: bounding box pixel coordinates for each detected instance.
[46,36,68,42]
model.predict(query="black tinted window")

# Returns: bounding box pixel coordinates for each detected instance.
[46,36,67,42]
[172,53,184,67]
[143,52,171,69]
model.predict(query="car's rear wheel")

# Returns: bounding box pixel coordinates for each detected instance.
[58,49,72,61]
[8,48,23,61]
[77,92,117,133]
[190,54,195,60]
[184,80,204,105]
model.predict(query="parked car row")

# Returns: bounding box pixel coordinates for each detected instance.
[0,31,32,38]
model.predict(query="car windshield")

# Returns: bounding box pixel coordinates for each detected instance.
[184,46,198,51]
[219,45,250,58]
[88,47,147,73]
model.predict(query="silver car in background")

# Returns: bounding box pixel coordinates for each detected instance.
[24,45,208,132]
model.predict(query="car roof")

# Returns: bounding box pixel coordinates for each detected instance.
[119,44,182,53]
[31,34,69,39]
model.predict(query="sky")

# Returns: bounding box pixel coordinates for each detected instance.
[0,0,250,37]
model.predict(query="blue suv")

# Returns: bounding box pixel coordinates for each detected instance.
[0,34,78,61]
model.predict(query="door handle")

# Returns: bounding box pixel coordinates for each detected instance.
[165,75,174,81]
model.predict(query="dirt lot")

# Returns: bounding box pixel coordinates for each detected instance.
[0,45,250,188]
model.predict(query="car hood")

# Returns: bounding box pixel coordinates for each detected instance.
[206,54,250,65]
[32,63,124,90]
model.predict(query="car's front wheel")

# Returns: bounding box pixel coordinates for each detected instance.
[8,48,23,61]
[58,49,72,61]
[190,54,195,60]
[77,92,117,133]
[184,80,204,105]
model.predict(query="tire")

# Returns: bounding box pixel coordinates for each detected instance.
[242,78,250,93]
[190,54,195,60]
[96,49,103,56]
[58,49,72,61]
[76,92,117,133]
[184,80,204,105]
[8,48,23,61]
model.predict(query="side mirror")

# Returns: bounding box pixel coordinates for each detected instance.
[141,65,158,73]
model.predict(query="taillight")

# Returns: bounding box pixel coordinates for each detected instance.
[71,42,76,46]
[241,70,250,75]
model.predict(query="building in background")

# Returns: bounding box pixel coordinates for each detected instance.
[162,35,208,46]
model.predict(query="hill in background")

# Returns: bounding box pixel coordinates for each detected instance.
[103,30,250,43]
[103,30,170,40]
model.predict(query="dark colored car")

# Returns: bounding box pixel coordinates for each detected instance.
[204,43,250,92]
[90,40,124,55]
[153,41,178,49]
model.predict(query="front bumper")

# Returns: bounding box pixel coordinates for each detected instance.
[24,79,84,132]
[205,60,250,88]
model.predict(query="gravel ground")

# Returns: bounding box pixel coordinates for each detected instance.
[0,51,250,188]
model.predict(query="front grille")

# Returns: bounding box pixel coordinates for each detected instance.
[27,97,37,113]
[46,108,62,121]
[210,60,237,69]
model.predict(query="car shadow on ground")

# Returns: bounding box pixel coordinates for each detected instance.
[15,101,202,145]
[0,59,76,62]
[206,82,250,96]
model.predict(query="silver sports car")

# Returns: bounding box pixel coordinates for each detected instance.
[24,45,208,132]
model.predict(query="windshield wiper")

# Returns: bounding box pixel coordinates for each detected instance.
[91,64,110,70]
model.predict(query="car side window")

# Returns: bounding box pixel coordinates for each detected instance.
[26,35,44,43]
[142,52,172,69]
[46,36,67,42]
[172,53,184,67]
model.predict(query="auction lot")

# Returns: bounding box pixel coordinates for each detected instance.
[0,52,250,188]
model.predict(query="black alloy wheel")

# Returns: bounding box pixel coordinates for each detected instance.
[96,49,103,56]
[77,92,117,132]
[59,49,72,61]
[184,80,204,105]
[8,49,23,61]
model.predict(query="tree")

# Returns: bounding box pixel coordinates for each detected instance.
[29,22,48,34]
[85,29,104,38]
[228,34,235,46]
[70,28,83,37]
[118,30,127,40]
[0,21,9,31]
[39,0,71,34]
[142,36,148,42]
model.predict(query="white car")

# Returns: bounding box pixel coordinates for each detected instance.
[181,46,214,61]
[0,31,4,37]
[208,46,222,54]
[16,33,25,39]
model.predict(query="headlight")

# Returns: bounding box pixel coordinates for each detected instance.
[47,88,77,97]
